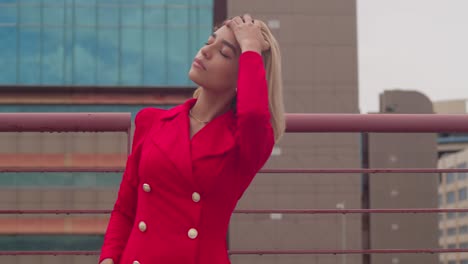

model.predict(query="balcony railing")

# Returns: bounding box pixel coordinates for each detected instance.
[1,112,468,262]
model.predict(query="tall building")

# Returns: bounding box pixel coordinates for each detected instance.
[436,99,468,264]
[434,99,468,157]
[228,1,361,264]
[369,90,439,264]
[0,1,361,263]
[438,148,468,264]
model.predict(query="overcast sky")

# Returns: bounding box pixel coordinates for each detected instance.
[357,0,468,113]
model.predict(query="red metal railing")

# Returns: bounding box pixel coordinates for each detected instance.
[1,113,468,258]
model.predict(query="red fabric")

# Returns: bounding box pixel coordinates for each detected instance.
[99,51,274,264]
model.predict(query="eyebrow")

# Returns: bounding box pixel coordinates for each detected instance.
[212,33,238,55]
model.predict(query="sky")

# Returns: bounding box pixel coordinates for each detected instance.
[357,0,468,113]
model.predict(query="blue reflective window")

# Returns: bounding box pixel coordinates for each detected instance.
[0,27,17,84]
[76,7,96,26]
[460,225,468,234]
[43,6,64,26]
[459,187,467,201]
[19,27,40,84]
[97,29,119,85]
[42,27,64,84]
[0,1,213,86]
[0,5,16,24]
[447,191,456,204]
[74,27,98,85]
[121,28,143,85]
[20,5,41,25]
[447,227,457,236]
[447,172,456,184]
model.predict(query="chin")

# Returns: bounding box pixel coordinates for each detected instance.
[188,69,205,87]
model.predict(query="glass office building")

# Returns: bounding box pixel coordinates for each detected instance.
[0,0,213,86]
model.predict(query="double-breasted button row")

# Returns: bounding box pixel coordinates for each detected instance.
[133,261,140,264]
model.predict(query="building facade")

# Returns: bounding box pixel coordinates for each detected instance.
[369,90,439,264]
[439,148,468,264]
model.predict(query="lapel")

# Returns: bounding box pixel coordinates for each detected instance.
[149,98,237,187]
[191,110,236,161]
[150,99,195,187]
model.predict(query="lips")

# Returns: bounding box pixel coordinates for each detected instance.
[193,58,206,70]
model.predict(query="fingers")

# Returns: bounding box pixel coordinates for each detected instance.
[232,16,243,25]
[243,14,254,24]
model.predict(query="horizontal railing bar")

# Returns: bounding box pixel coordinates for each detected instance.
[286,113,468,133]
[0,167,125,173]
[2,167,468,173]
[261,168,468,174]
[1,248,467,256]
[1,113,467,133]
[0,113,131,132]
[1,208,467,215]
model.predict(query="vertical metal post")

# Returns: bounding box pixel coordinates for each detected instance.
[361,132,370,264]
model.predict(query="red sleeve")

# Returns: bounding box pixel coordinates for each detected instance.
[235,51,275,187]
[99,108,155,264]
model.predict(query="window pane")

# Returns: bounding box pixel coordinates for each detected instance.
[97,6,118,27]
[43,6,64,26]
[42,27,64,84]
[19,6,41,25]
[144,6,164,26]
[0,6,16,24]
[97,29,119,85]
[447,172,456,184]
[459,187,467,201]
[168,28,190,85]
[74,27,97,85]
[167,7,188,26]
[0,27,17,84]
[76,7,96,26]
[19,27,40,84]
[121,28,143,85]
[143,28,165,85]
[122,7,142,27]
[447,191,456,204]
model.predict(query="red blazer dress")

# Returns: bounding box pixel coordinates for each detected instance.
[99,51,275,264]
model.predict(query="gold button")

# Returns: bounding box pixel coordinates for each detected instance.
[188,228,198,239]
[192,192,201,203]
[143,183,151,192]
[133,261,140,264]
[138,221,147,232]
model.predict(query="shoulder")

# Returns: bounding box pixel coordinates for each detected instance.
[134,107,165,127]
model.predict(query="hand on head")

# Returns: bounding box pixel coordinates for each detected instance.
[224,14,270,54]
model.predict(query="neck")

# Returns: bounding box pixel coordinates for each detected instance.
[190,88,235,123]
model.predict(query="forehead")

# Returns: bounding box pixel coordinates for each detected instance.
[213,25,238,46]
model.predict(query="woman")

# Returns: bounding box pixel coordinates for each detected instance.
[99,14,285,264]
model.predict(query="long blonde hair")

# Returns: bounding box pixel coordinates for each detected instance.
[193,19,286,143]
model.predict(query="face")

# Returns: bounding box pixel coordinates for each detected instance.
[188,25,240,93]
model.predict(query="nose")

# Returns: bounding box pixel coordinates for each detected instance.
[200,45,211,59]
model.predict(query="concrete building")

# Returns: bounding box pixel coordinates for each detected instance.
[0,1,361,263]
[438,148,468,264]
[369,90,439,264]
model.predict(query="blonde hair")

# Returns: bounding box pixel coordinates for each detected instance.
[193,19,286,143]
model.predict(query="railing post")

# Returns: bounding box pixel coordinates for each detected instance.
[361,132,371,264]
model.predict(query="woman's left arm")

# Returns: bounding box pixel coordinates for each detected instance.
[235,51,275,177]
